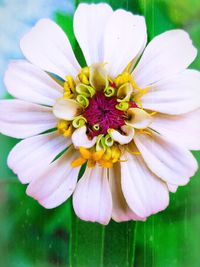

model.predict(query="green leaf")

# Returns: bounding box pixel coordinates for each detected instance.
[75,0,140,12]
[139,0,174,40]
[0,134,18,178]
[135,153,200,267]
[70,210,137,267]
[103,220,137,267]
[55,12,75,48]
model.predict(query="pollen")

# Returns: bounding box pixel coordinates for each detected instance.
[64,75,76,99]
[78,67,90,84]
[57,120,73,137]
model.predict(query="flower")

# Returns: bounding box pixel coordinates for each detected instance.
[0,3,199,225]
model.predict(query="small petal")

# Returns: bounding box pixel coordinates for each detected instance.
[27,148,79,208]
[150,110,200,150]
[103,10,147,77]
[4,60,63,106]
[109,164,145,222]
[167,183,178,193]
[53,98,83,120]
[72,126,97,148]
[133,30,197,87]
[141,70,200,115]
[89,63,108,91]
[108,125,134,145]
[117,83,133,102]
[134,131,198,185]
[73,165,112,225]
[20,19,80,79]
[126,108,152,129]
[8,131,70,184]
[74,3,113,65]
[0,100,56,138]
[121,153,169,218]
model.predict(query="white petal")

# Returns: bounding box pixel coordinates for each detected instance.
[20,19,80,79]
[73,165,112,225]
[8,131,70,184]
[74,3,113,65]
[134,131,198,185]
[121,153,169,218]
[0,100,57,138]
[150,110,200,150]
[167,183,178,193]
[4,60,63,106]
[108,125,134,145]
[126,108,152,129]
[27,148,79,208]
[72,126,96,148]
[133,30,197,87]
[109,164,145,222]
[53,98,82,120]
[141,70,200,115]
[103,10,147,77]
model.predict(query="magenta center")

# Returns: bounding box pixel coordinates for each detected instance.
[83,92,125,137]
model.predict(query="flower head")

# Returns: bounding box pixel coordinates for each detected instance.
[0,3,199,224]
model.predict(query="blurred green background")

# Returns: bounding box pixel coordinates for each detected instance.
[0,0,200,266]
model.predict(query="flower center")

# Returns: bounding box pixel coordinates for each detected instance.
[53,63,152,168]
[83,92,125,137]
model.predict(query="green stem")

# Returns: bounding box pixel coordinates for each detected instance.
[70,209,137,267]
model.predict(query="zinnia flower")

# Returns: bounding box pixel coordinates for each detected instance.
[0,3,199,225]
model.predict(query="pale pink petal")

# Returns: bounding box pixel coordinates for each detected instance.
[20,19,80,79]
[133,30,197,87]
[134,131,198,185]
[73,165,112,225]
[0,100,57,138]
[109,164,146,222]
[167,183,178,193]
[26,148,79,208]
[72,126,97,148]
[38,168,79,209]
[8,131,70,184]
[141,70,200,115]
[121,153,169,218]
[103,10,147,77]
[150,109,200,150]
[4,60,63,106]
[74,3,113,65]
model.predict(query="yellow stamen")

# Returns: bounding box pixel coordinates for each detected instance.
[65,75,75,92]
[63,126,73,137]
[63,92,74,99]
[88,159,96,168]
[71,157,87,168]
[92,150,105,161]
[127,142,141,155]
[79,147,92,160]
[63,76,76,99]
[78,67,90,85]
[99,159,113,168]
[123,61,133,73]
[111,146,121,163]
[139,129,152,136]
[150,111,157,116]
[118,159,129,163]
[102,147,112,161]
[115,72,131,88]
[57,120,73,137]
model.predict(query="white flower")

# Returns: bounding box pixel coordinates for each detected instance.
[0,3,199,225]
